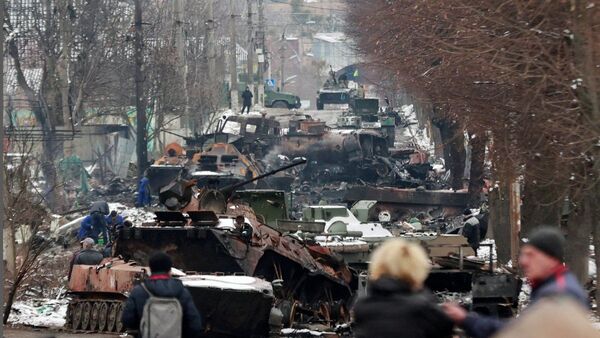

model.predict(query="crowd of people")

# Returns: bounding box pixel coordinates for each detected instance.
[72,208,591,338]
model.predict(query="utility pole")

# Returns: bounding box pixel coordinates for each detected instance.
[229,0,239,111]
[256,0,265,106]
[207,0,215,85]
[279,32,286,91]
[0,1,5,333]
[246,0,254,97]
[173,0,190,132]
[134,0,148,181]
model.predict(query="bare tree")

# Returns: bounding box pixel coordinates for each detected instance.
[347,0,599,284]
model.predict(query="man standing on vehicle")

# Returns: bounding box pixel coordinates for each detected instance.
[122,252,202,338]
[241,86,253,114]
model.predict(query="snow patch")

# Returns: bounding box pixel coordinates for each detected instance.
[9,298,68,328]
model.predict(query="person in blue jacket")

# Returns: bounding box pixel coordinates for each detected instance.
[136,176,151,207]
[77,211,110,245]
[105,210,124,231]
[443,226,589,338]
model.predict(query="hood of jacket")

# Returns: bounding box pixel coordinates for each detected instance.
[367,277,413,295]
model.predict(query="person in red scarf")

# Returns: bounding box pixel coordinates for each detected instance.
[443,226,589,338]
[122,252,203,337]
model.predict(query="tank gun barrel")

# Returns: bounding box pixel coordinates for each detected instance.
[221,159,307,194]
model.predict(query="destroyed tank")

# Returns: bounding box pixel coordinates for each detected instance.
[147,142,265,194]
[281,117,391,182]
[67,161,355,336]
[66,260,275,336]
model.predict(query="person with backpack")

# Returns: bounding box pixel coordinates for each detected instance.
[122,252,203,338]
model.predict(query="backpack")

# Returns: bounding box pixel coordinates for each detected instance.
[140,282,183,338]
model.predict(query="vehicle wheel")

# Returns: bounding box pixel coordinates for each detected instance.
[272,101,289,109]
[106,302,118,332]
[72,302,84,330]
[81,301,92,330]
[316,102,324,110]
[97,302,108,332]
[89,302,100,331]
[115,303,125,332]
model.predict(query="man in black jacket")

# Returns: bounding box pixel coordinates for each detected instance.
[122,252,203,337]
[241,87,253,114]
[74,238,104,265]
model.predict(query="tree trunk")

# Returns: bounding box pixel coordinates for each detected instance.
[134,0,148,181]
[521,179,563,235]
[433,117,465,190]
[467,131,486,207]
[565,196,591,284]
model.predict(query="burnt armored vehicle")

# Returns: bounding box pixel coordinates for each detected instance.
[67,260,276,336]
[281,117,391,182]
[67,161,355,336]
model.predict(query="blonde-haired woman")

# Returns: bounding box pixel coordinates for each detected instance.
[353,238,454,338]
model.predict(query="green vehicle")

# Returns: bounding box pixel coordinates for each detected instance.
[264,89,302,109]
[238,83,301,109]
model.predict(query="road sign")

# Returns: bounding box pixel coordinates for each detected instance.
[265,79,276,87]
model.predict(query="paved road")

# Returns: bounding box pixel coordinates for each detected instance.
[4,327,131,338]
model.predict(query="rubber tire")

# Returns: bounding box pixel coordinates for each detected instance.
[272,101,289,109]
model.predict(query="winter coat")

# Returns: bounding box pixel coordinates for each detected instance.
[105,214,124,230]
[74,249,104,265]
[353,277,454,338]
[241,90,253,106]
[462,266,589,338]
[136,177,151,207]
[122,275,203,338]
[77,215,94,240]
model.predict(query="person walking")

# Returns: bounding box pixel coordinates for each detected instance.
[122,252,202,338]
[241,87,253,114]
[443,226,589,338]
[353,238,454,338]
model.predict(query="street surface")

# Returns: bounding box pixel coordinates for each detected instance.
[4,327,128,337]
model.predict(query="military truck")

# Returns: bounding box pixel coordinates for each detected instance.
[238,82,301,109]
[264,89,301,109]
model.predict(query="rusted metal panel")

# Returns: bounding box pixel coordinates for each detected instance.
[68,260,146,294]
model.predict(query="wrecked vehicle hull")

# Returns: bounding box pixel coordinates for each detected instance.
[115,223,354,312]
[66,261,276,337]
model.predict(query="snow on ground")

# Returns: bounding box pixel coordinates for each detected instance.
[108,202,155,225]
[281,328,331,336]
[477,238,497,262]
[397,104,434,154]
[181,275,272,293]
[9,299,68,328]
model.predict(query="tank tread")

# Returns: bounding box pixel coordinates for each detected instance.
[65,299,126,333]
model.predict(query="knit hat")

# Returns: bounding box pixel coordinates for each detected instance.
[149,251,173,274]
[525,226,565,262]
